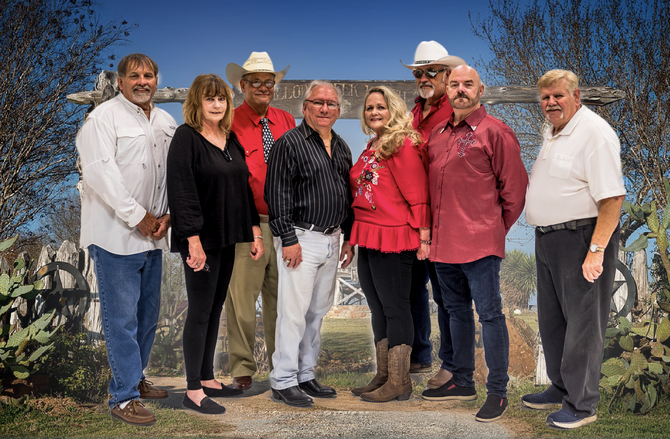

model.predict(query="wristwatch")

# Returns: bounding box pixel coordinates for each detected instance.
[589,244,606,253]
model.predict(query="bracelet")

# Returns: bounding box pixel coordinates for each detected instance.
[254,236,263,240]
[420,239,431,245]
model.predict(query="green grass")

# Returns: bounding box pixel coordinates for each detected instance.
[0,399,228,437]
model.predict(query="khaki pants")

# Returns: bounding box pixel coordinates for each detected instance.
[225,221,278,377]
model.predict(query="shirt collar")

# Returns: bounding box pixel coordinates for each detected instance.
[545,105,587,139]
[240,100,275,126]
[448,104,488,130]
[299,119,339,143]
[117,93,155,115]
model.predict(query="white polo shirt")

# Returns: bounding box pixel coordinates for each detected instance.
[526,106,625,227]
[77,94,176,255]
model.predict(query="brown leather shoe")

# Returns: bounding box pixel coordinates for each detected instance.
[409,362,432,373]
[138,379,168,399]
[427,368,453,389]
[232,376,252,390]
[111,400,156,426]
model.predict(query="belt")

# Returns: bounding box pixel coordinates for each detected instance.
[259,214,269,223]
[536,218,597,234]
[294,220,340,235]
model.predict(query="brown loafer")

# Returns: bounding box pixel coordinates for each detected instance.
[111,400,156,426]
[427,368,453,389]
[409,363,432,373]
[232,376,252,390]
[138,379,168,399]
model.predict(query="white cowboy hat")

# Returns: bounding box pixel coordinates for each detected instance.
[400,41,466,70]
[226,51,290,86]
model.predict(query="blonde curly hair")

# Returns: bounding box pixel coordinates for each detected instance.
[360,86,421,160]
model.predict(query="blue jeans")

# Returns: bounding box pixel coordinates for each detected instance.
[89,245,163,409]
[435,256,509,397]
[410,259,454,370]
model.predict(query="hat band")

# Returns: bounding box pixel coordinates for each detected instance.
[414,60,433,65]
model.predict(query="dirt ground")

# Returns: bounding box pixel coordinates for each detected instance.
[147,376,523,438]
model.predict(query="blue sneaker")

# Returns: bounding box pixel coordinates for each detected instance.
[546,407,597,429]
[521,385,564,410]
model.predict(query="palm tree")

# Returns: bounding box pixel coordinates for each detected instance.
[500,249,537,310]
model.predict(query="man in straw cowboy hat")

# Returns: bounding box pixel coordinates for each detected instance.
[224,52,296,391]
[399,41,465,390]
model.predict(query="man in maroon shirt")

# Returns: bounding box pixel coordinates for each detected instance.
[225,52,296,390]
[421,65,527,423]
[400,41,465,390]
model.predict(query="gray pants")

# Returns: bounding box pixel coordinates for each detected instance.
[535,222,619,415]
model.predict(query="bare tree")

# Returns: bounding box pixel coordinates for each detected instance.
[40,189,81,246]
[471,0,670,244]
[0,0,133,239]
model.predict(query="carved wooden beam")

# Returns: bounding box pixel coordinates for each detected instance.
[67,73,624,119]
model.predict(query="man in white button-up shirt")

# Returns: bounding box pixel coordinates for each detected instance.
[524,69,625,430]
[76,53,176,427]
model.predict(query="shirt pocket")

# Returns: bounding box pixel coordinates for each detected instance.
[549,153,574,179]
[116,127,147,164]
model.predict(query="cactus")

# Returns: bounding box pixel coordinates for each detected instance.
[0,236,59,394]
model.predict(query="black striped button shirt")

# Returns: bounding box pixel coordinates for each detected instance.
[264,120,353,247]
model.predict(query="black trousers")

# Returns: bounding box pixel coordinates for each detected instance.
[357,247,415,348]
[535,222,619,415]
[182,245,236,390]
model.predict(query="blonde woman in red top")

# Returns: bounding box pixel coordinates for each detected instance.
[349,86,431,402]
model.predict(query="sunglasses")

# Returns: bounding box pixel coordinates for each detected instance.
[413,68,447,79]
[244,79,275,89]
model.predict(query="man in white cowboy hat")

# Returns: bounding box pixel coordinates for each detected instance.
[224,52,296,390]
[399,41,465,390]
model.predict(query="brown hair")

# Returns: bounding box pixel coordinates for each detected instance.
[117,53,158,78]
[183,74,234,134]
[360,86,422,160]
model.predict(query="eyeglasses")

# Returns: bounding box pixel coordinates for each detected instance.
[412,68,447,79]
[243,79,275,89]
[222,148,232,162]
[305,99,340,110]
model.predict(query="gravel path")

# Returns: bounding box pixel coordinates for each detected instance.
[149,376,513,438]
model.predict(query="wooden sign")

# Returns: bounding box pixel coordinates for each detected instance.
[66,72,624,118]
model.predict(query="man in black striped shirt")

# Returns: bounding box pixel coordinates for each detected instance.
[265,80,354,407]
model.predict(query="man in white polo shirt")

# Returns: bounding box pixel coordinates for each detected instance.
[523,69,625,430]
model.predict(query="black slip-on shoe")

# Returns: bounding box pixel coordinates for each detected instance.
[298,379,337,398]
[182,394,226,415]
[203,384,243,398]
[271,386,314,407]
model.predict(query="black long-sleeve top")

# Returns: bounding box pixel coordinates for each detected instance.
[264,120,353,247]
[167,124,259,254]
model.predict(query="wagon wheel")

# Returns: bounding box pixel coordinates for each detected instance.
[36,261,91,331]
[610,259,637,319]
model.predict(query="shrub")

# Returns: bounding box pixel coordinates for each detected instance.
[43,331,111,403]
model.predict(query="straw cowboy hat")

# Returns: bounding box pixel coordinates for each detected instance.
[226,51,290,86]
[400,41,466,70]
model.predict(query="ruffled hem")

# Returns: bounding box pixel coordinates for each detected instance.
[350,220,420,253]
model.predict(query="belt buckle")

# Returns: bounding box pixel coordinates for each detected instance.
[323,226,337,235]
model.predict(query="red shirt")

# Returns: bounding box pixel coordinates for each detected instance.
[349,138,431,253]
[427,106,528,264]
[233,101,296,215]
[411,93,454,169]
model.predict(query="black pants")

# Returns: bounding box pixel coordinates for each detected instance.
[535,223,619,415]
[358,247,414,348]
[182,245,235,390]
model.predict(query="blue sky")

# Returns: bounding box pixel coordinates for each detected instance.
[96,0,536,253]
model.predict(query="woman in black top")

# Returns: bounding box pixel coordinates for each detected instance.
[167,74,264,415]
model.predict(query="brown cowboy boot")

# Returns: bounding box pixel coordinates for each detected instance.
[352,338,389,396]
[360,344,412,402]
